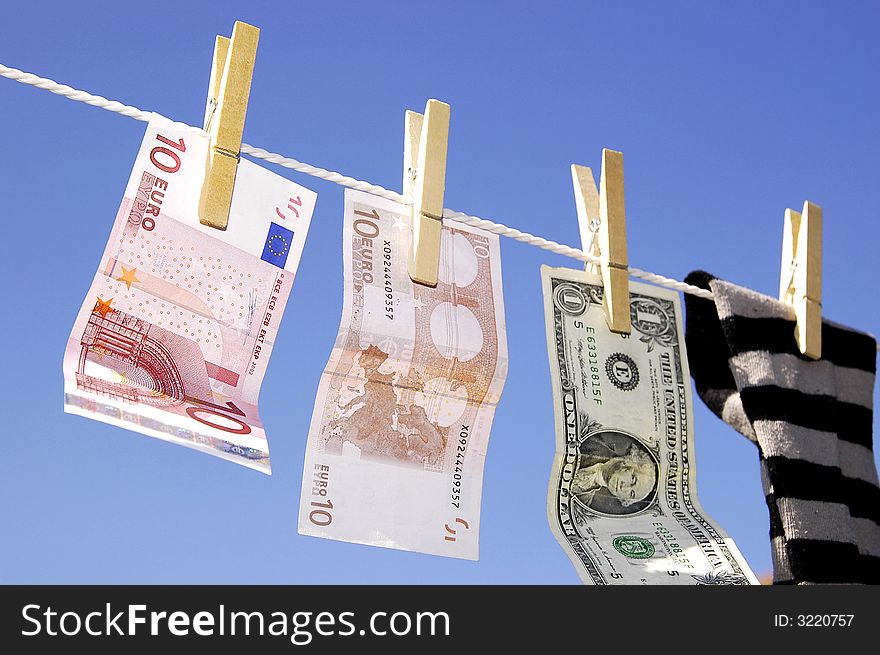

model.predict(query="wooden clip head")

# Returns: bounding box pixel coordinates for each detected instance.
[405,99,450,287]
[571,149,630,334]
[780,201,823,359]
[199,20,260,231]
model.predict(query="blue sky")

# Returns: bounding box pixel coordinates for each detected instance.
[1,1,878,583]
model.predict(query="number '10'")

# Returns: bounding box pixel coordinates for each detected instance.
[309,500,333,526]
[185,394,252,435]
[150,134,186,173]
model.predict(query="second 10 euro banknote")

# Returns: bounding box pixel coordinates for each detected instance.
[299,190,508,559]
[63,115,316,473]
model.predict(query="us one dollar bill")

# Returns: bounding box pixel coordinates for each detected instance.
[63,115,316,473]
[542,266,758,584]
[298,189,508,559]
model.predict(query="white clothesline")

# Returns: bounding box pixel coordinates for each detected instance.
[0,62,711,301]
[2,62,878,354]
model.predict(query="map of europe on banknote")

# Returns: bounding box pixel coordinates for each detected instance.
[63,114,316,473]
[542,266,758,584]
[298,190,508,559]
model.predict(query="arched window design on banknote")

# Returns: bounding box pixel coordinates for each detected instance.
[324,226,501,474]
[77,308,188,405]
[75,302,227,412]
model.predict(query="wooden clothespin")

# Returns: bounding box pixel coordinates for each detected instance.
[571,149,630,333]
[404,99,450,287]
[779,201,823,359]
[199,21,260,230]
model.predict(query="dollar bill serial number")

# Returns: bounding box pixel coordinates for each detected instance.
[773,614,854,628]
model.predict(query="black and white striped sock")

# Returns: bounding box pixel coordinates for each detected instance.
[683,271,879,584]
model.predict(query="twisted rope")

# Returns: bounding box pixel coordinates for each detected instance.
[0,63,824,305]
[14,61,877,354]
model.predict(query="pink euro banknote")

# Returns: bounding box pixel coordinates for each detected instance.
[63,115,316,473]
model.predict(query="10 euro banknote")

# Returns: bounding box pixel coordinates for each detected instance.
[298,190,508,559]
[63,115,316,473]
[542,266,758,584]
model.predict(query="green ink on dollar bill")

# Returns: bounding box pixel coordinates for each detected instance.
[541,266,758,585]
